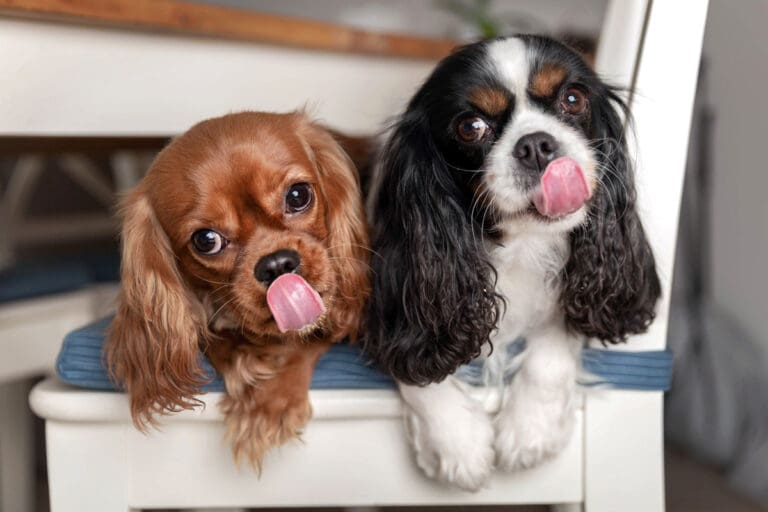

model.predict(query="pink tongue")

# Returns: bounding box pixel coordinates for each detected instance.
[266,274,325,333]
[532,157,590,218]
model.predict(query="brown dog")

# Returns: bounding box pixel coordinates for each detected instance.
[106,111,370,469]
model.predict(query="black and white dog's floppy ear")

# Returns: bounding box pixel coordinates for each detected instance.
[562,90,661,343]
[364,114,499,385]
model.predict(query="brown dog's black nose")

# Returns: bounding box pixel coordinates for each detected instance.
[255,249,300,285]
[513,131,558,172]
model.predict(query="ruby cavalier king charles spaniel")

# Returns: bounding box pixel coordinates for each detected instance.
[106,111,370,469]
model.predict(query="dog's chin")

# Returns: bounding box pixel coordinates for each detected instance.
[494,198,588,233]
[228,314,327,341]
[256,301,328,340]
[292,315,327,340]
[208,299,327,341]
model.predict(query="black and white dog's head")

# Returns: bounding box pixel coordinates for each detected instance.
[365,35,661,385]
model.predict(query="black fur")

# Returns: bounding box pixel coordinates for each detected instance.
[523,35,662,342]
[364,42,503,386]
[562,87,662,342]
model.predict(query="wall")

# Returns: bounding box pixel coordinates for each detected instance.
[198,0,608,38]
[704,0,768,347]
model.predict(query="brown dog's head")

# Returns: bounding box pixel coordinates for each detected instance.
[106,111,370,426]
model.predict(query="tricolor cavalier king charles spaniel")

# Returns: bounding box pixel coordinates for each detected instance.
[365,35,661,490]
[106,112,369,469]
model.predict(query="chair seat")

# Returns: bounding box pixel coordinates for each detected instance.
[28,375,586,508]
[56,317,396,391]
[56,317,673,393]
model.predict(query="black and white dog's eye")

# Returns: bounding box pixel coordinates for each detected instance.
[456,116,490,143]
[191,229,226,255]
[285,182,313,213]
[561,87,588,115]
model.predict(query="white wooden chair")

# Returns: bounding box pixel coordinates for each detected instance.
[0,140,137,512]
[5,0,710,510]
[0,284,119,512]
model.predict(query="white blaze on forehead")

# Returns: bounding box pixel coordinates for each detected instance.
[486,37,531,105]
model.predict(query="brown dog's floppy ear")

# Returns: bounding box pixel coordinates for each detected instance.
[301,120,370,342]
[106,186,208,428]
[324,129,376,197]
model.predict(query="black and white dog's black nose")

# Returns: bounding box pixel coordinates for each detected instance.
[513,131,559,172]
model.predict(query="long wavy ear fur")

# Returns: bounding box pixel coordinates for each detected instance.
[301,120,371,342]
[364,116,499,385]
[106,187,209,428]
[562,90,661,343]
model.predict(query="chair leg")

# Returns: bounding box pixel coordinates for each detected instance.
[0,379,36,512]
[45,421,135,512]
[583,391,665,512]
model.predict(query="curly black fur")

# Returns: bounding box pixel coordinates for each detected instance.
[362,41,508,386]
[562,88,661,342]
[364,117,500,386]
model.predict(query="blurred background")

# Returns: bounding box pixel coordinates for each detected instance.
[0,0,766,511]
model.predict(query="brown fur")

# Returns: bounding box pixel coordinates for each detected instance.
[326,130,376,196]
[105,111,370,468]
[468,86,510,116]
[298,124,370,342]
[530,62,568,98]
[208,337,329,472]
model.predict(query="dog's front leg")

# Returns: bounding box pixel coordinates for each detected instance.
[400,377,495,491]
[494,323,581,470]
[208,338,330,471]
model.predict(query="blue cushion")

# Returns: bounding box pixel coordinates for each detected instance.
[0,250,120,303]
[56,317,396,391]
[581,345,674,391]
[455,339,673,391]
[57,318,672,392]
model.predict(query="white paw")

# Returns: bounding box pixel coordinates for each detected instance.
[494,385,576,471]
[403,397,494,491]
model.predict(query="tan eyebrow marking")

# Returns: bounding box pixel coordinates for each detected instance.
[530,62,568,98]
[468,86,510,116]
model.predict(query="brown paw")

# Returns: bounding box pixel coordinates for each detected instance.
[221,391,312,472]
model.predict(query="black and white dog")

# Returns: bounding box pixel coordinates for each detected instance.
[364,35,661,490]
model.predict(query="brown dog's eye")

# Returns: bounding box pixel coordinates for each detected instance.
[561,87,588,115]
[456,116,490,143]
[191,229,226,255]
[285,183,313,214]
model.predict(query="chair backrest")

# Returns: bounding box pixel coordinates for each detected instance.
[582,3,709,511]
[0,16,437,136]
[595,0,710,351]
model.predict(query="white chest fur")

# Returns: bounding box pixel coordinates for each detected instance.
[488,231,569,345]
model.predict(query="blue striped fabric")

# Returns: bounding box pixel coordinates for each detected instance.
[56,318,672,392]
[581,346,674,391]
[56,317,395,391]
[453,339,673,391]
